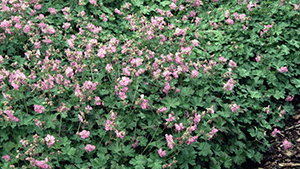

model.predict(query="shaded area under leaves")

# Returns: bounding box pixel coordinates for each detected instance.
[241,97,300,169]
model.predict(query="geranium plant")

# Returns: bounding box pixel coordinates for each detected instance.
[0,0,300,168]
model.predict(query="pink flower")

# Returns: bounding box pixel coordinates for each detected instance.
[47,26,56,34]
[110,111,117,120]
[247,2,255,11]
[45,135,55,148]
[115,130,125,139]
[166,114,175,122]
[97,47,106,58]
[239,14,246,22]
[48,8,57,15]
[63,23,71,29]
[83,81,97,90]
[2,155,11,162]
[35,159,50,169]
[158,148,166,157]
[106,64,113,73]
[34,105,45,113]
[285,96,293,102]
[23,25,31,33]
[271,128,281,137]
[35,119,42,128]
[35,4,42,10]
[294,4,299,11]
[175,123,185,132]
[85,144,95,152]
[255,55,262,62]
[163,82,171,95]
[187,136,198,145]
[65,67,74,78]
[118,92,127,99]
[170,3,177,10]
[219,56,227,63]
[208,105,215,114]
[115,8,122,15]
[225,10,230,18]
[194,113,201,124]
[166,11,172,17]
[182,15,188,22]
[282,140,291,149]
[101,14,108,21]
[141,99,149,109]
[229,60,237,67]
[131,58,143,67]
[190,10,196,17]
[165,134,175,149]
[119,77,131,86]
[223,78,235,91]
[159,107,168,112]
[89,0,97,5]
[191,39,199,47]
[208,128,218,140]
[225,18,234,25]
[132,140,139,148]
[122,68,130,76]
[20,138,28,147]
[78,114,84,123]
[95,96,101,105]
[105,119,114,131]
[230,104,240,112]
[125,3,130,9]
[191,70,199,78]
[79,130,90,139]
[15,23,22,29]
[278,66,288,73]
[34,41,41,49]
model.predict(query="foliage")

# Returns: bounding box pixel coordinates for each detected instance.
[0,0,300,168]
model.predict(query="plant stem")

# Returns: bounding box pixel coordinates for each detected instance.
[132,77,140,104]
[75,122,82,139]
[58,114,63,137]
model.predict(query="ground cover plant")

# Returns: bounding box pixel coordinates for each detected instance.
[0,0,300,168]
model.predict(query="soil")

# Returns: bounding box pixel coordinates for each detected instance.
[244,107,300,169]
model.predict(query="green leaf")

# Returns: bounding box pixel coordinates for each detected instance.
[280,44,290,55]
[195,142,213,156]
[161,97,180,108]
[178,146,196,168]
[288,39,300,48]
[147,158,163,169]
[68,147,76,156]
[247,127,264,139]
[238,68,250,77]
[3,141,17,152]
[141,6,151,15]
[219,152,232,168]
[249,90,262,99]
[91,154,109,166]
[122,145,135,157]
[190,96,203,107]
[59,137,71,146]
[180,87,195,97]
[131,0,143,7]
[291,78,300,88]
[129,155,147,169]
[160,1,171,7]
[273,90,284,99]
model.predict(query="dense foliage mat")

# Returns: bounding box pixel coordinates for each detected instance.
[1,0,300,168]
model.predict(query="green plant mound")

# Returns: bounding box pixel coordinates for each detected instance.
[0,0,300,168]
